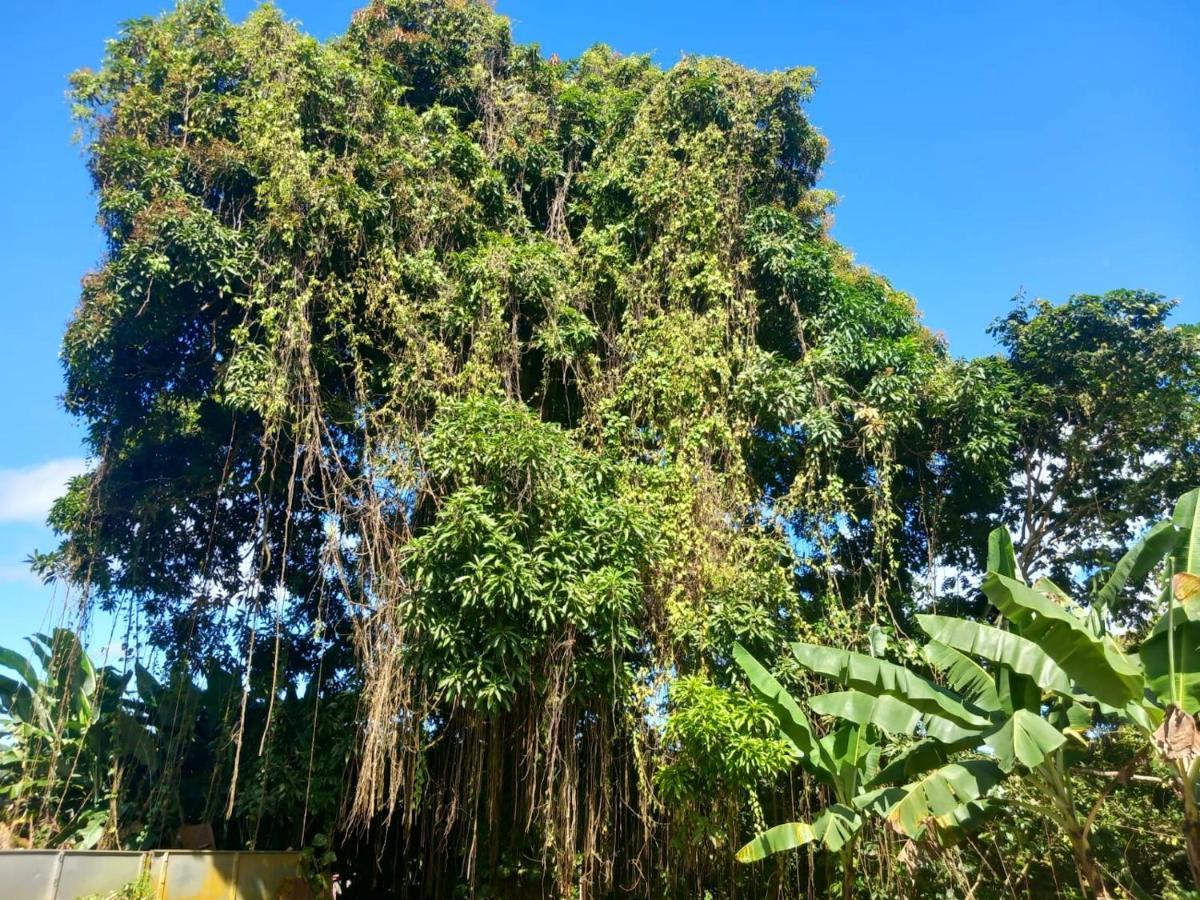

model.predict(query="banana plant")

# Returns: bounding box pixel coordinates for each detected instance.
[731,642,882,900]
[912,488,1200,897]
[0,630,138,849]
[731,643,995,899]
[1130,488,1200,888]
[996,486,1200,892]
[784,522,1160,899]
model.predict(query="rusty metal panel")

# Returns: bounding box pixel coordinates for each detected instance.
[56,851,146,899]
[154,851,238,899]
[232,852,302,900]
[0,849,306,899]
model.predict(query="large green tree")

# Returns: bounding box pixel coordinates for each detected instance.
[36,0,1043,895]
[990,290,1200,622]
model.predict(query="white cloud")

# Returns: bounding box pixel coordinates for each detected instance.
[0,458,87,524]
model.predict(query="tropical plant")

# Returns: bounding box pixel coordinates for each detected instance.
[790,487,1200,897]
[729,643,878,899]
[1130,488,1200,888]
[727,641,1002,899]
[989,290,1200,616]
[28,0,1200,895]
[40,0,1029,892]
[769,521,1170,898]
[0,630,141,849]
[956,487,1200,893]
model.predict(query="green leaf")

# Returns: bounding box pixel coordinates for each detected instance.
[996,667,1043,715]
[981,574,1144,707]
[1172,488,1200,575]
[134,663,162,707]
[916,614,1072,698]
[1140,621,1200,714]
[853,785,906,815]
[807,690,922,736]
[869,738,973,788]
[1046,698,1093,735]
[735,821,817,863]
[887,760,1006,837]
[732,642,818,759]
[0,673,18,711]
[923,640,1002,713]
[930,799,1002,847]
[811,804,862,852]
[790,643,992,729]
[1094,520,1179,611]
[734,805,863,862]
[0,646,38,691]
[819,722,874,798]
[983,709,1066,773]
[868,623,887,658]
[987,526,1018,580]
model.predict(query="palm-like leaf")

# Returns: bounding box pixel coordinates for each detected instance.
[917,614,1072,698]
[983,573,1143,707]
[1172,488,1200,575]
[983,708,1066,773]
[808,690,922,736]
[923,640,1002,713]
[887,760,1006,837]
[790,643,991,729]
[1094,520,1180,612]
[987,527,1018,580]
[732,641,820,760]
[735,804,863,862]
[735,821,817,862]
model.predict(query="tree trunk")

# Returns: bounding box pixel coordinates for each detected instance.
[1067,825,1111,899]
[1182,785,1200,890]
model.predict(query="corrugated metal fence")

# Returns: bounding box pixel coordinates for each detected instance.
[0,850,307,899]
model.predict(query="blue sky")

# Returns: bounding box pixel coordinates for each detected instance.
[0,0,1196,650]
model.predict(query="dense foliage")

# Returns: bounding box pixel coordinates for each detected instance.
[4,0,1198,896]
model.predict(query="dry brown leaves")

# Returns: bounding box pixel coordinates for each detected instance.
[1153,706,1200,765]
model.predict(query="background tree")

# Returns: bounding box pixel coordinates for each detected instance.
[990,290,1200,622]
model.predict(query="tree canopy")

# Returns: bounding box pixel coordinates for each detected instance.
[13,0,1199,896]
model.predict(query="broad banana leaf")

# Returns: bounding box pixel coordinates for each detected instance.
[928,799,1002,847]
[1172,487,1200,575]
[1035,577,1074,608]
[733,642,821,760]
[996,666,1043,716]
[735,821,817,862]
[924,640,1002,712]
[735,803,863,861]
[24,634,52,671]
[790,643,991,729]
[809,690,922,736]
[916,614,1073,698]
[981,574,1143,707]
[0,645,39,691]
[983,708,1066,772]
[1094,520,1179,612]
[1046,697,1093,736]
[818,722,880,799]
[811,804,863,852]
[887,759,1006,837]
[134,663,162,709]
[923,713,991,746]
[987,527,1018,580]
[854,785,906,815]
[1140,620,1200,714]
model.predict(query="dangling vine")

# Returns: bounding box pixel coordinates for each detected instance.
[34,0,1025,895]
